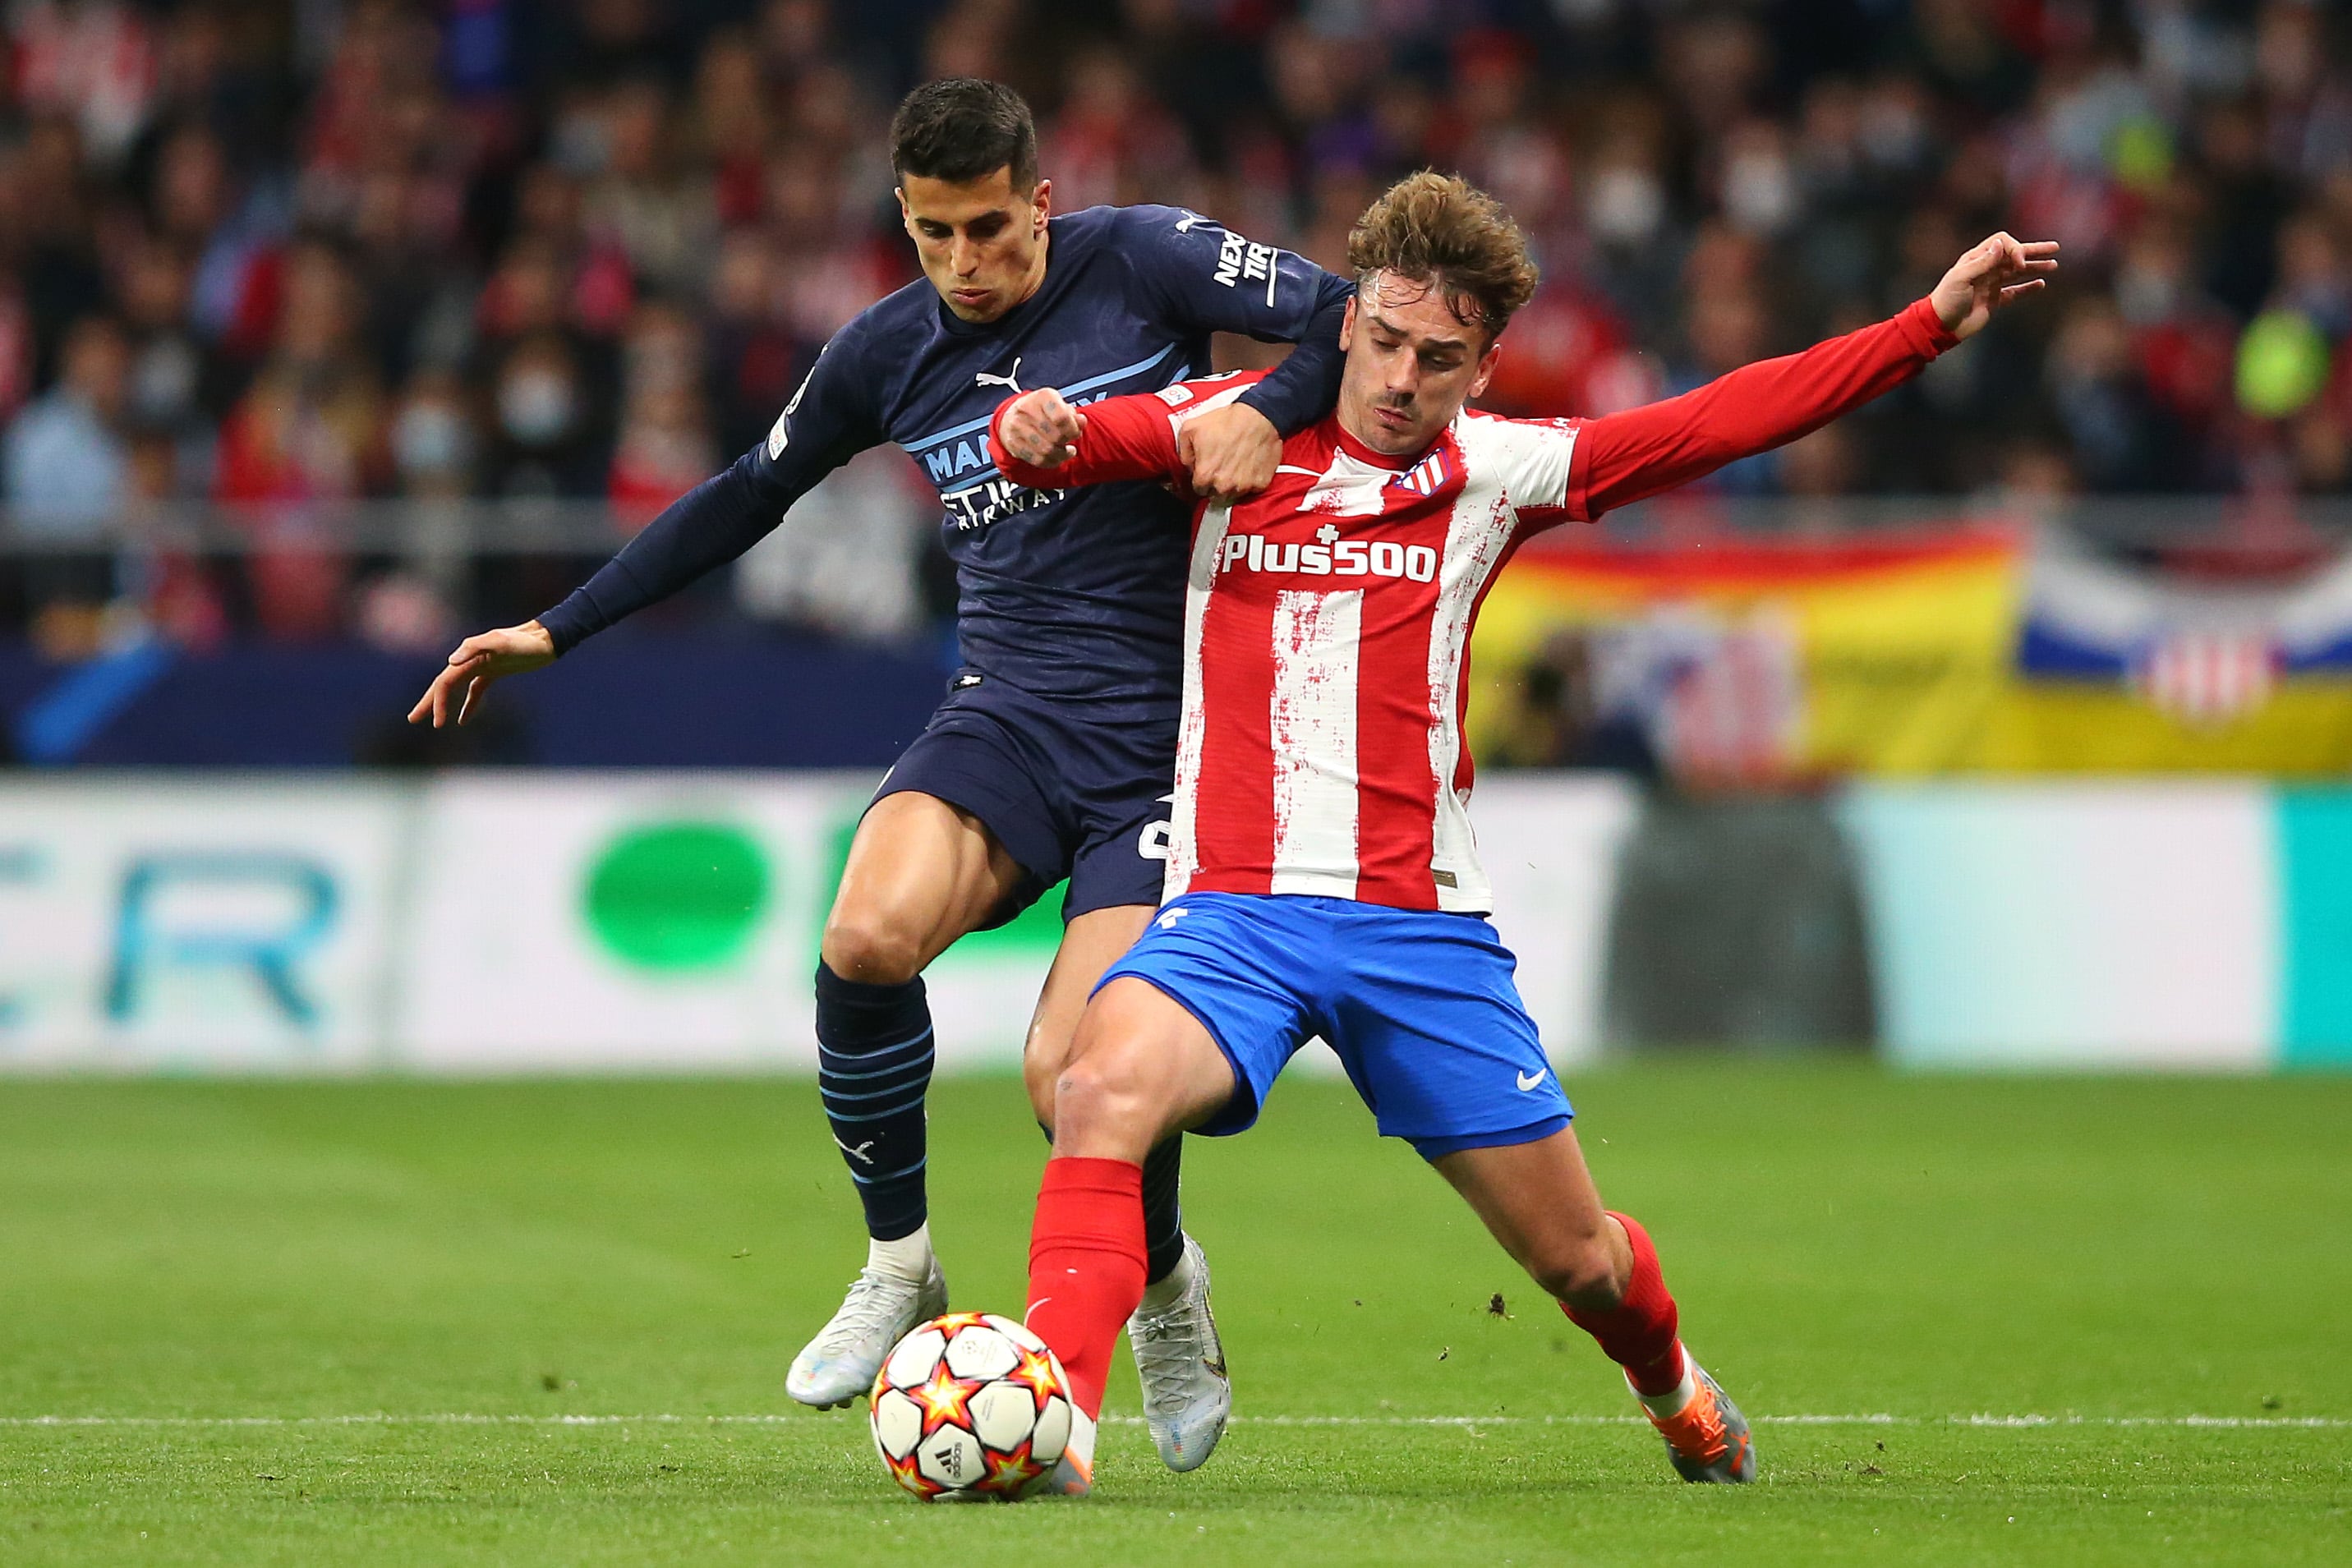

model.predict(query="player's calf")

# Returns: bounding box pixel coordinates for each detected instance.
[1517,1222,1631,1316]
[1023,976,1239,1488]
[1434,1135,1755,1483]
[792,963,942,1409]
[1559,1212,1755,1484]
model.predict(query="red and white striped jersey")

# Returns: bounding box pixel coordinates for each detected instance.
[992,297,1957,913]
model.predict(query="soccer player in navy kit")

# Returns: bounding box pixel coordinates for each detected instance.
[408,80,1355,1471]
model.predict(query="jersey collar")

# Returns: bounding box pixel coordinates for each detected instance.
[1328,413,1434,472]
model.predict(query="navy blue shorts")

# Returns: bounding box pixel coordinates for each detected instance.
[1098,892,1574,1161]
[874,670,1174,927]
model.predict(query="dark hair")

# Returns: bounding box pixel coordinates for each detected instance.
[1346,171,1540,339]
[889,78,1038,191]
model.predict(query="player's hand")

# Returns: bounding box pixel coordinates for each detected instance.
[1177,402,1279,501]
[998,388,1086,468]
[1931,232,2060,340]
[407,620,556,728]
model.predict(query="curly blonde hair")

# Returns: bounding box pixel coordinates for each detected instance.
[1346,171,1540,339]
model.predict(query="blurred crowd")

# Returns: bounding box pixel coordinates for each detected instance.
[3,0,2352,651]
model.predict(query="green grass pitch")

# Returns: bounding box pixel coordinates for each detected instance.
[2,1062,2346,1565]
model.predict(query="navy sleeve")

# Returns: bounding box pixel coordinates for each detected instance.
[1121,205,1352,437]
[536,327,881,653]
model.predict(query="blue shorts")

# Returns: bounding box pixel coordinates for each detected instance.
[1097,893,1574,1161]
[875,670,1173,927]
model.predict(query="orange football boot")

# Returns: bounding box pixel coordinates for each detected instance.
[1637,1358,1757,1483]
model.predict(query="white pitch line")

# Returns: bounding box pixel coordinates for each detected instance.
[0,1413,2343,1430]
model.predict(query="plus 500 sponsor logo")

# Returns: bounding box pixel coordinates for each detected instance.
[1217,533,1438,582]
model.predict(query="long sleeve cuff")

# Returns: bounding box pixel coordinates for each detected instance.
[1898,295,1962,358]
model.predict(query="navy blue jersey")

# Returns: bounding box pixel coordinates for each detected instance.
[537,205,1354,706]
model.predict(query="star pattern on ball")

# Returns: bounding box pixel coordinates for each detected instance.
[912,1364,976,1432]
[1006,1346,1061,1401]
[883,1449,941,1497]
[979,1443,1045,1496]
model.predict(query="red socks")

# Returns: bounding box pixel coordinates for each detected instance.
[1560,1211,1686,1397]
[1027,1171,1682,1414]
[1024,1156,1148,1418]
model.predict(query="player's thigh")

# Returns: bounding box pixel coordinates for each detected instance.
[1430,1129,1622,1301]
[1051,977,1238,1163]
[821,791,1028,984]
[1022,902,1155,1125]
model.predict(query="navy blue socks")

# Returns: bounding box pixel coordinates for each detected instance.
[1140,1137,1186,1285]
[815,963,936,1242]
[818,959,1185,1276]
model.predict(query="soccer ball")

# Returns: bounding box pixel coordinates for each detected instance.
[870,1311,1075,1501]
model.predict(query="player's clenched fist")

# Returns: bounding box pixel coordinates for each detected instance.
[1176,402,1280,502]
[997,387,1087,469]
[1931,232,2060,341]
[407,620,556,728]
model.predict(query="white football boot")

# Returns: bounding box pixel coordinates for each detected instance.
[785,1256,948,1409]
[1125,1233,1231,1472]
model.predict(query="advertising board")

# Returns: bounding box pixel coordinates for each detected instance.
[0,777,412,1070]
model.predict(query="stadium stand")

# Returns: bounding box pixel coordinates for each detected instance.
[2,1,2349,764]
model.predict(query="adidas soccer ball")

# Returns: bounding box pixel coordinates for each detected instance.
[870,1312,1075,1501]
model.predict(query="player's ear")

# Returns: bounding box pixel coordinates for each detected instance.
[895,186,912,229]
[1030,177,1052,234]
[1466,335,1503,400]
[1339,296,1358,352]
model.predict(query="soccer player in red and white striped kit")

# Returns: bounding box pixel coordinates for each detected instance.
[987,172,2056,1493]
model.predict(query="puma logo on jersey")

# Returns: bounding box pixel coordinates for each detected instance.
[974,357,1024,393]
[834,1137,877,1164]
[1217,532,1438,582]
[1156,906,1191,931]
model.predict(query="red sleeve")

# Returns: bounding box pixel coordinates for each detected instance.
[989,390,1185,490]
[1567,296,1959,520]
[988,370,1274,493]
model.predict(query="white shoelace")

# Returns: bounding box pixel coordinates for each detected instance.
[808,1267,922,1357]
[1130,1298,1211,1410]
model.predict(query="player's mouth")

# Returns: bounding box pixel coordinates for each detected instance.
[950,287,993,309]
[1373,403,1414,430]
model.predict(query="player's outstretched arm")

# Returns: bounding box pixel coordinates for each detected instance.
[522,327,884,664]
[1571,232,2057,518]
[407,620,555,728]
[990,384,1199,490]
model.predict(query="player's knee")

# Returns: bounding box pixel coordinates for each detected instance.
[1048,1051,1121,1136]
[1530,1234,1624,1313]
[1049,1043,1159,1150]
[820,913,926,986]
[1021,1049,1060,1129]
